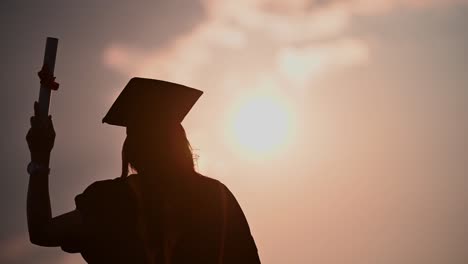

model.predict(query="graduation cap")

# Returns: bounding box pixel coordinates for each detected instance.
[103,77,203,128]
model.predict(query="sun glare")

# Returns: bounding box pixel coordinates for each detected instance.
[227,95,294,159]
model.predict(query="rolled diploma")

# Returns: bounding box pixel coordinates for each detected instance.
[38,37,59,120]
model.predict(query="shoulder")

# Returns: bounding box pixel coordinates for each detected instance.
[194,173,222,188]
[84,177,123,191]
[192,173,235,197]
[197,173,236,193]
[75,177,127,212]
[192,173,240,204]
[79,178,123,198]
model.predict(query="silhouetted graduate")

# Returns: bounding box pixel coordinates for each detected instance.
[26,78,261,263]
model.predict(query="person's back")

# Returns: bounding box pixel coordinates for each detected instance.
[26,78,261,263]
[66,173,259,264]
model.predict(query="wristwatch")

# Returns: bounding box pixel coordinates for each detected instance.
[27,162,50,175]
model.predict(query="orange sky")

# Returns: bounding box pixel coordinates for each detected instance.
[1,1,468,263]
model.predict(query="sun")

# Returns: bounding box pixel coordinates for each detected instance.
[227,95,294,158]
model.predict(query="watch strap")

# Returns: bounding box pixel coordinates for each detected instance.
[27,161,50,175]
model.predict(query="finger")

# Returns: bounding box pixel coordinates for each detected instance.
[34,101,39,117]
[26,127,36,143]
[26,129,31,141]
[30,116,39,129]
[47,115,55,132]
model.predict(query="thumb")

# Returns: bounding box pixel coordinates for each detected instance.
[47,115,55,129]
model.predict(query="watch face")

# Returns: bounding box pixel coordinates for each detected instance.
[27,162,35,174]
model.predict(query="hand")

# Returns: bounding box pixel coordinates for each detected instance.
[26,102,55,164]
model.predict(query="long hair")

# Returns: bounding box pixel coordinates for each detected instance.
[121,124,195,178]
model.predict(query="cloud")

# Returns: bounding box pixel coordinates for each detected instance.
[102,0,467,88]
[277,38,369,85]
[348,0,468,14]
[101,1,350,83]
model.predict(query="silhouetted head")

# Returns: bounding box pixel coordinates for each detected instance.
[102,77,203,178]
[122,123,194,177]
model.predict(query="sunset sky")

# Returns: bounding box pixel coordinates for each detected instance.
[1,1,468,263]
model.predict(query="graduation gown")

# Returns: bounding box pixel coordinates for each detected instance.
[62,173,260,264]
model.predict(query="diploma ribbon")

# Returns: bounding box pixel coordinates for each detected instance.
[38,65,59,91]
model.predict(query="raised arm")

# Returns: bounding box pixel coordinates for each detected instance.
[26,102,83,248]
